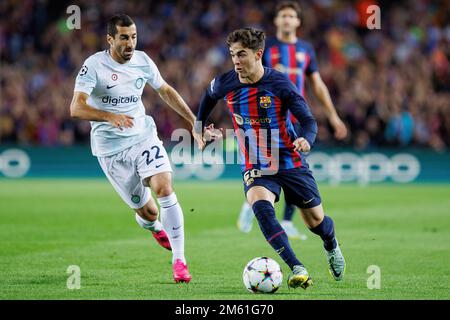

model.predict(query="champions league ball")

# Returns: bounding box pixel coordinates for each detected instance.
[242,257,283,293]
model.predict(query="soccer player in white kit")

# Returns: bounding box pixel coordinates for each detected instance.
[69,14,204,283]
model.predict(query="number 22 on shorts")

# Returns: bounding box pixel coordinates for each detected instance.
[142,145,164,166]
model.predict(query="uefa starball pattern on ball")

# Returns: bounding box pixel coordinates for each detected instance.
[242,257,283,293]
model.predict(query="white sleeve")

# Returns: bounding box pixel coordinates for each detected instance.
[74,56,97,95]
[144,53,165,90]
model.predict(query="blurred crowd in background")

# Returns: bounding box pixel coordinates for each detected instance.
[1,0,449,151]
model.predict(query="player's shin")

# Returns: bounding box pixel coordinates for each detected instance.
[309,215,337,251]
[252,200,303,270]
[157,193,186,264]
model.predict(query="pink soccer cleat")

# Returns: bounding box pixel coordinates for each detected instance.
[173,259,192,283]
[152,230,172,251]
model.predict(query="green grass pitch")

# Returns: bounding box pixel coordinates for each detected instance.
[0,179,449,299]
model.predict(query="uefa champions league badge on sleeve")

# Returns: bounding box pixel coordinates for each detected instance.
[79,65,88,76]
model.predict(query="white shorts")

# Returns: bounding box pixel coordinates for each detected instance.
[97,139,172,209]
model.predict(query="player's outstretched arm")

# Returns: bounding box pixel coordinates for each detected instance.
[156,83,196,125]
[156,83,205,149]
[308,72,347,140]
[70,91,134,130]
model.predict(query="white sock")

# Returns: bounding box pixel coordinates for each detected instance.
[157,193,186,264]
[135,213,162,232]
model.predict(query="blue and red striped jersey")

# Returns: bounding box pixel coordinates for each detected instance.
[197,67,317,173]
[263,38,318,97]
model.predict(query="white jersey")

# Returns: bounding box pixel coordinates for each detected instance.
[74,50,165,157]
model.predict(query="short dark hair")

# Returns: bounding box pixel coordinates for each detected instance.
[275,1,302,19]
[226,28,265,51]
[107,14,135,37]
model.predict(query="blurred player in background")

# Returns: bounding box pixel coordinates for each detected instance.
[70,14,204,283]
[237,1,347,239]
[197,28,345,288]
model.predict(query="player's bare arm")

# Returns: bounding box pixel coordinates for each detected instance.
[156,83,205,149]
[70,91,134,130]
[308,72,347,140]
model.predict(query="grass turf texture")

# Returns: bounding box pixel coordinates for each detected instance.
[0,179,449,300]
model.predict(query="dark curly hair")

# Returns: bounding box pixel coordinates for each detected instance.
[226,28,265,51]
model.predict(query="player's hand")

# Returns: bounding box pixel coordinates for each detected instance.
[330,116,347,140]
[203,124,223,142]
[192,128,206,150]
[293,137,311,153]
[108,114,134,130]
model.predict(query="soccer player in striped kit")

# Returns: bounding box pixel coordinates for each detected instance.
[237,1,348,240]
[196,28,345,289]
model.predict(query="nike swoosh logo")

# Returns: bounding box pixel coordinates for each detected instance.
[155,163,164,168]
[303,198,315,204]
[172,226,182,230]
[106,84,118,89]
[331,266,341,277]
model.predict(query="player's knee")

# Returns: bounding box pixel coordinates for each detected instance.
[149,173,173,197]
[306,216,323,228]
[154,184,173,198]
[301,206,324,228]
[246,187,275,207]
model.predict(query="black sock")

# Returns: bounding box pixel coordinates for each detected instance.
[309,215,337,251]
[282,203,296,221]
[252,200,302,270]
